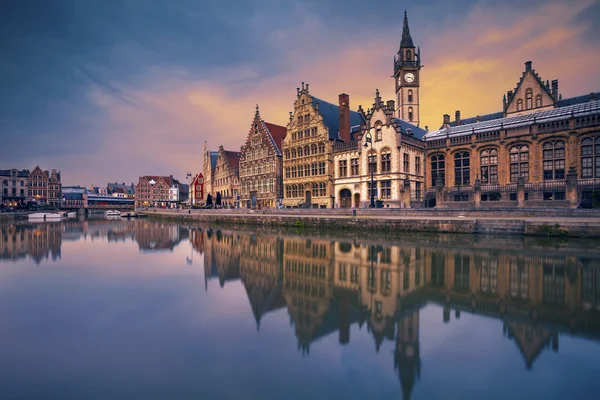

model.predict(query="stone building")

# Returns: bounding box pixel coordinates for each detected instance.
[282,84,365,208]
[239,105,287,208]
[27,166,61,206]
[135,175,176,207]
[333,90,426,208]
[423,61,600,208]
[1,169,29,205]
[212,146,241,207]
[202,142,218,203]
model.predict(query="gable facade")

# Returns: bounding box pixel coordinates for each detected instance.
[212,146,241,207]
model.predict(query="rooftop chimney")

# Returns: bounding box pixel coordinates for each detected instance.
[551,80,559,101]
[386,100,395,111]
[525,61,532,72]
[455,110,461,126]
[338,93,351,142]
[443,114,450,128]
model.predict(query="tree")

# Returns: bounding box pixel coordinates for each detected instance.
[216,192,222,208]
[206,193,213,207]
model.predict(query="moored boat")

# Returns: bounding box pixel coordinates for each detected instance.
[105,210,121,216]
[28,213,63,221]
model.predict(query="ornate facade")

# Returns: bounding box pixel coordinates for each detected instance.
[282,85,365,208]
[135,175,175,207]
[239,105,286,208]
[424,61,600,208]
[27,166,61,206]
[212,146,241,207]
[202,142,218,203]
[394,11,422,127]
[333,90,426,208]
[1,169,29,205]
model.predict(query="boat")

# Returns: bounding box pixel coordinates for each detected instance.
[63,212,76,219]
[105,210,121,216]
[120,211,136,218]
[28,213,63,221]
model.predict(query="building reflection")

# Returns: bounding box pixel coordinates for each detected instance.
[0,223,62,264]
[134,221,188,253]
[196,228,600,399]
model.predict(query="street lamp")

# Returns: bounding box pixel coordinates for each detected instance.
[364,132,375,208]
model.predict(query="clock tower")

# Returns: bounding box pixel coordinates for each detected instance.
[394,11,421,127]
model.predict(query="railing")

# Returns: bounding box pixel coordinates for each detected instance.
[449,136,471,146]
[426,139,446,149]
[333,140,358,153]
[537,120,570,134]
[575,115,600,128]
[476,130,501,142]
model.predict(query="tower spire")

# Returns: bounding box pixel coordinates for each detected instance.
[400,10,415,49]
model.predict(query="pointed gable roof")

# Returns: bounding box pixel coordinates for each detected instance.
[264,122,287,154]
[311,96,366,141]
[505,61,556,113]
[224,150,241,170]
[400,10,415,49]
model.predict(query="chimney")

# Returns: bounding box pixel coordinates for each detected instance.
[386,100,395,111]
[443,114,450,128]
[525,61,532,72]
[455,110,461,126]
[338,93,351,142]
[551,80,559,101]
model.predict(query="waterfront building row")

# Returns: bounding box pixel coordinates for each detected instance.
[0,165,62,207]
[200,12,599,209]
[134,175,189,208]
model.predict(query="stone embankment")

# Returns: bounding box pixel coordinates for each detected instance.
[139,208,600,238]
[0,213,14,223]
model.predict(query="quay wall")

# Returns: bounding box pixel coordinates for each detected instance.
[140,209,600,238]
[0,214,14,223]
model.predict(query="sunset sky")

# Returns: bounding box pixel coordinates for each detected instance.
[1,0,599,185]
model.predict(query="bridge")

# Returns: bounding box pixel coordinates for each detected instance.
[61,195,134,211]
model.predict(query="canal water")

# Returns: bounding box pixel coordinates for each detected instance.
[1,219,599,399]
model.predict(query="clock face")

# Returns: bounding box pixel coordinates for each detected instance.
[404,72,415,83]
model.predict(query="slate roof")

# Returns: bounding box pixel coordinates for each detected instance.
[264,122,287,155]
[557,92,599,107]
[392,118,428,139]
[224,151,241,170]
[449,112,504,127]
[0,169,30,178]
[400,10,414,48]
[210,151,218,169]
[64,192,84,201]
[311,97,366,141]
[138,176,174,186]
[108,182,135,194]
[424,99,600,140]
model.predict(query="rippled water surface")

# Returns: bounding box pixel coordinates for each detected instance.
[1,219,600,399]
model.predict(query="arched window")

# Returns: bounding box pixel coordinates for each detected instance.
[581,137,600,178]
[304,145,310,156]
[305,164,310,177]
[368,150,377,174]
[408,89,413,103]
[543,140,565,180]
[375,122,383,141]
[318,142,325,154]
[311,144,317,154]
[311,163,318,176]
[525,89,533,109]
[319,162,325,175]
[284,150,290,160]
[510,145,529,182]
[517,99,524,111]
[292,184,298,198]
[480,148,498,184]
[535,95,542,108]
[380,149,391,173]
[408,106,414,122]
[291,149,296,158]
[297,147,303,157]
[285,167,290,179]
[431,154,445,186]
[454,152,470,185]
[312,183,319,197]
[406,49,412,61]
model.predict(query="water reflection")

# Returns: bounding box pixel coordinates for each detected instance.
[1,220,600,398]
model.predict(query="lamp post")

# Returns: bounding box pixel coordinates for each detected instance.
[364,132,375,208]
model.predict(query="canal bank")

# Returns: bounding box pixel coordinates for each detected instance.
[139,209,600,238]
[0,213,14,223]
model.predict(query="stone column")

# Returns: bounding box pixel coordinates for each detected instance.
[435,177,446,208]
[403,177,411,209]
[566,167,578,208]
[474,176,481,208]
[517,177,525,208]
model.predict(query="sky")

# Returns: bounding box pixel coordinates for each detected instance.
[1,0,599,186]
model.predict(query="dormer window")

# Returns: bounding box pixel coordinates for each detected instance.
[526,89,533,109]
[535,95,542,108]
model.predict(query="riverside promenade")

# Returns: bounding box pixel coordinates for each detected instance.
[139,208,600,238]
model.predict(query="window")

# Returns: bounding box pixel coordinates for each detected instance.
[339,264,348,281]
[318,142,325,154]
[305,164,310,177]
[297,147,303,157]
[525,89,533,109]
[408,89,413,103]
[284,150,290,159]
[312,183,318,197]
[368,152,377,174]
[319,182,326,196]
[480,148,498,184]
[304,145,310,156]
[351,158,359,176]
[543,141,565,180]
[517,99,524,111]
[535,95,542,108]
[291,149,296,158]
[319,162,325,175]
[381,150,391,173]
[403,153,410,173]
[339,160,348,177]
[381,180,391,199]
[581,137,599,178]
[375,123,382,141]
[454,152,470,185]
[285,167,290,179]
[381,269,392,293]
[291,166,297,178]
[368,180,377,200]
[311,163,318,176]
[408,107,413,122]
[351,265,359,283]
[406,49,412,61]
[510,145,529,182]
[431,154,445,186]
[415,156,421,175]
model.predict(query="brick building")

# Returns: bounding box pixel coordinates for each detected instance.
[239,105,287,208]
[212,146,241,207]
[27,166,61,206]
[282,84,365,208]
[423,61,600,208]
[135,175,177,207]
[202,142,218,203]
